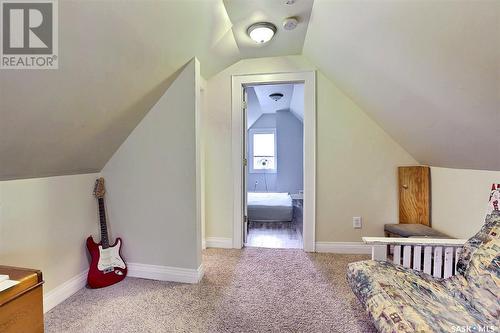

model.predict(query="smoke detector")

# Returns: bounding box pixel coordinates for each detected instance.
[269,93,284,101]
[282,17,298,31]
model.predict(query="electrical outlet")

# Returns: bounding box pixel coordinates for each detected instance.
[353,216,362,229]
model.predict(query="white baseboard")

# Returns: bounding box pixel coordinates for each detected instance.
[204,237,233,249]
[43,263,204,313]
[127,262,204,284]
[315,242,371,254]
[43,270,87,313]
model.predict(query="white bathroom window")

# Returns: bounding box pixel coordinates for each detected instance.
[249,128,277,173]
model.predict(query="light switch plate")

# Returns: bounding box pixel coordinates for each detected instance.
[353,216,362,229]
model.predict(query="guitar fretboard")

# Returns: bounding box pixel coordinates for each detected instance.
[98,198,110,249]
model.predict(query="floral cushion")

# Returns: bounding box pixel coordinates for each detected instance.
[347,261,488,333]
[455,210,500,321]
[347,187,500,333]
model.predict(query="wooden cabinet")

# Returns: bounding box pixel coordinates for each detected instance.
[398,166,431,226]
[0,266,44,333]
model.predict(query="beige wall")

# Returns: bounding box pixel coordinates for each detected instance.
[204,55,417,242]
[431,167,500,239]
[0,173,99,292]
[102,59,202,269]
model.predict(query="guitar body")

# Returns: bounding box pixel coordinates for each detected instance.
[86,236,127,288]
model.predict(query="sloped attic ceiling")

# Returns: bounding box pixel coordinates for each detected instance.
[1,0,498,180]
[0,0,242,180]
[247,83,304,128]
[0,0,314,180]
[304,0,500,171]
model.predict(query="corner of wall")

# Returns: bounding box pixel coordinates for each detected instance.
[101,58,201,271]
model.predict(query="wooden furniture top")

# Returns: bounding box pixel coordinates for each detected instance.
[362,236,467,246]
[0,266,43,307]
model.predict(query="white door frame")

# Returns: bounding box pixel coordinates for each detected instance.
[231,71,316,252]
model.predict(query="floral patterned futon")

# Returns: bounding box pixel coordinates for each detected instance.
[347,209,499,332]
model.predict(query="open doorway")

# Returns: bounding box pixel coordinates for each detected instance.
[244,83,304,249]
[232,71,316,251]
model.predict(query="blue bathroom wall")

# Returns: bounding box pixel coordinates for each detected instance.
[247,111,303,193]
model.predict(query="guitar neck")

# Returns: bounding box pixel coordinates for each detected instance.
[97,198,110,248]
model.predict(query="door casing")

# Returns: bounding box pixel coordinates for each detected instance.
[231,71,316,251]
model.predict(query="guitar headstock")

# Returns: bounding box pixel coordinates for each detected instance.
[93,177,106,199]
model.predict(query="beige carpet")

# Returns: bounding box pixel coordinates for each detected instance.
[45,248,376,332]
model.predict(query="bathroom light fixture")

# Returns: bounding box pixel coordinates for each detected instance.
[269,93,284,101]
[247,22,277,44]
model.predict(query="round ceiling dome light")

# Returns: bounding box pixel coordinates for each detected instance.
[247,22,277,44]
[269,93,284,101]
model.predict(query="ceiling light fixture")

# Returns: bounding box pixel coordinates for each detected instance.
[269,93,284,101]
[247,22,277,44]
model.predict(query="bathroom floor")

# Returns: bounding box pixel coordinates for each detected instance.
[245,222,302,249]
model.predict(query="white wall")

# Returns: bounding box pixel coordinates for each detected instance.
[246,87,262,129]
[102,59,202,270]
[289,84,304,121]
[205,55,417,242]
[250,113,276,128]
[0,173,99,292]
[276,110,303,193]
[431,167,500,239]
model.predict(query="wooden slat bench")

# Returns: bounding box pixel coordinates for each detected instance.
[362,237,467,278]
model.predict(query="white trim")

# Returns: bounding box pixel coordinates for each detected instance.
[204,237,233,249]
[127,263,204,284]
[43,270,87,313]
[232,71,316,251]
[315,242,371,254]
[199,67,207,253]
[43,262,205,313]
[194,58,204,268]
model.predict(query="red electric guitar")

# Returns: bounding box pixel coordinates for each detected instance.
[86,177,127,288]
